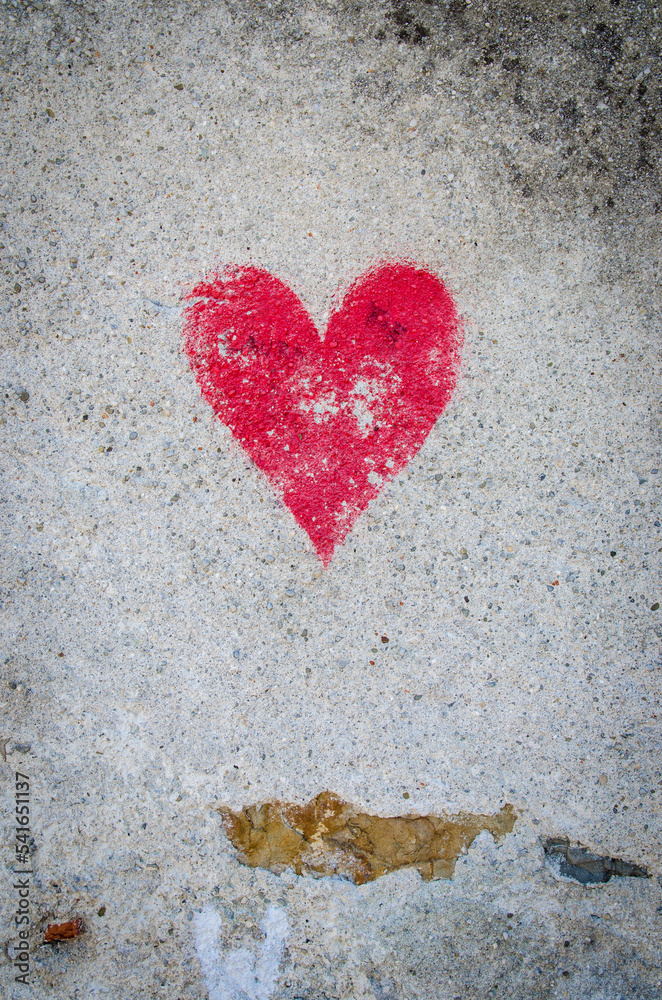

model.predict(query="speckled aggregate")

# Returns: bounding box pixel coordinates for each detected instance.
[0,1,660,997]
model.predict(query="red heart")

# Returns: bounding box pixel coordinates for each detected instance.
[183,262,460,565]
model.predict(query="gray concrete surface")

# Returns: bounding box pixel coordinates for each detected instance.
[1,1,661,997]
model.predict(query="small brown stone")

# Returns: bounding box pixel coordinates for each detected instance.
[44,918,84,943]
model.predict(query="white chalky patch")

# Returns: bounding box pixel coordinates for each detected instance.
[300,391,340,423]
[351,395,375,433]
[194,904,288,1000]
[349,377,394,434]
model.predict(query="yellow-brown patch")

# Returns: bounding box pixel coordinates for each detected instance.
[219,791,516,884]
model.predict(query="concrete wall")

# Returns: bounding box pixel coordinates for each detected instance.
[1,2,660,997]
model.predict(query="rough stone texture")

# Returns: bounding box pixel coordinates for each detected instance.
[0,1,660,997]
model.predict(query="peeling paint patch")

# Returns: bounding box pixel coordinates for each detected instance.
[219,791,515,884]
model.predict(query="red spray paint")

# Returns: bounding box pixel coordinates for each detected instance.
[183,262,461,565]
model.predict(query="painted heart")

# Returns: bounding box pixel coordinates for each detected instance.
[183,262,461,565]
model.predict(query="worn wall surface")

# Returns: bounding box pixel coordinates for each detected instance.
[0,1,661,997]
